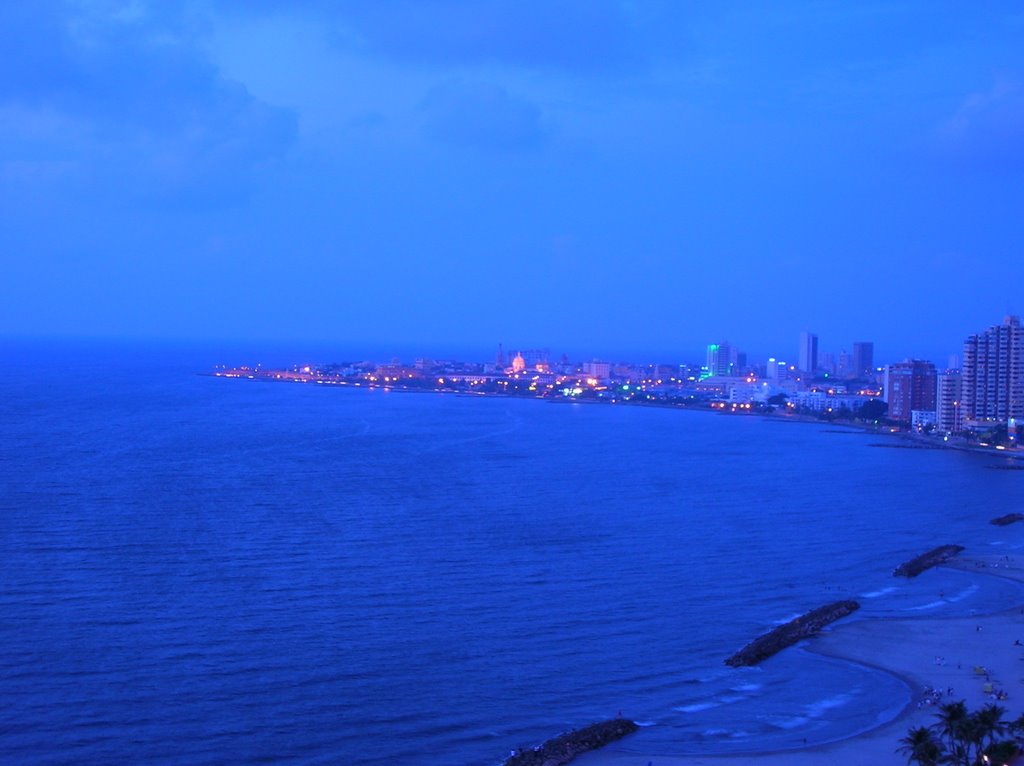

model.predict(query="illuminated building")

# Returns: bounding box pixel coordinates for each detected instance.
[511,352,526,373]
[962,315,1024,425]
[705,342,732,378]
[765,357,788,381]
[582,360,611,381]
[519,349,550,369]
[936,370,963,433]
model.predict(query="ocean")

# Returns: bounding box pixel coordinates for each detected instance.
[2,340,1022,765]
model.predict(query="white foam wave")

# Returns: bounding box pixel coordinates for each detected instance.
[907,600,946,611]
[675,702,719,713]
[674,695,745,714]
[805,693,852,717]
[907,584,979,611]
[947,584,979,603]
[860,586,899,598]
[772,716,809,730]
[772,612,804,625]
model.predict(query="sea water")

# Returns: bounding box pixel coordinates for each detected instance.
[2,340,1023,765]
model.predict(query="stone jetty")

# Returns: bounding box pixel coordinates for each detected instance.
[893,545,965,577]
[992,513,1024,527]
[501,719,639,766]
[724,600,860,667]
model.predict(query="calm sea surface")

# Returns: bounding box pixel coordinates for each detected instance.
[2,340,1023,765]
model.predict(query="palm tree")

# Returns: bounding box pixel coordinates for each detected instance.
[897,725,943,766]
[931,700,970,764]
[973,703,1008,755]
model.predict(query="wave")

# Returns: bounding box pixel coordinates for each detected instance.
[805,693,852,717]
[860,586,899,598]
[906,600,946,612]
[702,728,752,739]
[674,701,720,714]
[906,584,979,611]
[674,695,745,714]
[771,612,804,625]
[770,716,810,730]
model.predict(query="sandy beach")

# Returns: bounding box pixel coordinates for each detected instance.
[576,554,1024,766]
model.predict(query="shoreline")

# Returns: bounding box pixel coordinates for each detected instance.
[204,371,1024,463]
[575,554,1024,766]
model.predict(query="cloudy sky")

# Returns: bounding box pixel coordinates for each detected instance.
[3,1,1023,362]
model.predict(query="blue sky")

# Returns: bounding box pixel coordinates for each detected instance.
[2,1,1023,363]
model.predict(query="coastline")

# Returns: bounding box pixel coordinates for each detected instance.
[205,370,1024,463]
[575,553,1024,766]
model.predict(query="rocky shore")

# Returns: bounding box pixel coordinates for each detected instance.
[724,600,860,667]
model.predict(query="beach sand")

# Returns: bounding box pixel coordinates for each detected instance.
[576,554,1024,766]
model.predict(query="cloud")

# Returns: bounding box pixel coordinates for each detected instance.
[419,80,547,152]
[216,0,642,75]
[938,78,1024,167]
[0,1,297,204]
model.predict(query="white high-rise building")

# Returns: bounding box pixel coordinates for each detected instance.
[962,315,1024,424]
[936,370,963,433]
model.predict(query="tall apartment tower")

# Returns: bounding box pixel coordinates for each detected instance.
[936,370,963,433]
[706,342,733,377]
[962,315,1024,424]
[798,332,818,374]
[852,342,874,377]
[885,359,937,424]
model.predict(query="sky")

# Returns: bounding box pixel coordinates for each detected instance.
[2,1,1023,364]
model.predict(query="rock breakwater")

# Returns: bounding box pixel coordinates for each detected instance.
[725,600,860,667]
[991,514,1024,526]
[893,545,965,577]
[501,719,639,766]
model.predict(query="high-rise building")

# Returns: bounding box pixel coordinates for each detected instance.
[706,342,733,377]
[852,342,874,377]
[936,370,963,433]
[582,360,610,381]
[837,350,853,378]
[766,357,788,381]
[962,316,1024,425]
[885,360,937,424]
[820,352,836,376]
[799,332,818,374]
